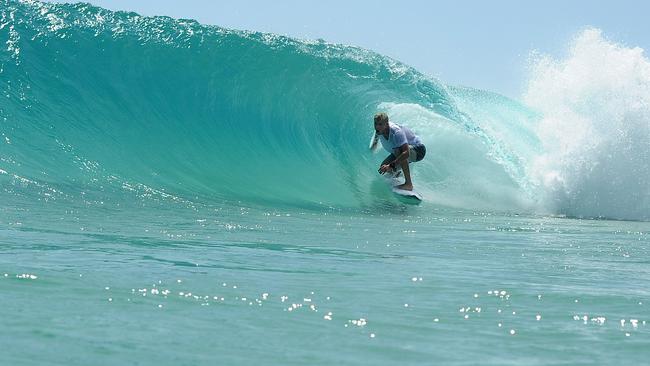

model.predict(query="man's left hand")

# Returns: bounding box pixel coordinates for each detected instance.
[378,164,392,174]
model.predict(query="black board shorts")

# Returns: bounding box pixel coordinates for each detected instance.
[381,144,426,166]
[412,144,426,161]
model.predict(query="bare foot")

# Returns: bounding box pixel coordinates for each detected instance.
[397,183,413,191]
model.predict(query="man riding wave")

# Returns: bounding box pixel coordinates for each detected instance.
[370,112,426,191]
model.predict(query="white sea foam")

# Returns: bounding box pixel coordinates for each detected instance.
[525,28,650,220]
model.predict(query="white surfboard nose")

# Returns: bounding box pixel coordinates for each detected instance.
[392,187,423,201]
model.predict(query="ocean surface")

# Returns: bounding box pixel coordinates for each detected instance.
[1,1,649,365]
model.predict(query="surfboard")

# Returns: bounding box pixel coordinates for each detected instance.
[385,175,423,202]
[392,186,423,201]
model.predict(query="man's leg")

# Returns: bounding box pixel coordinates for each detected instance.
[397,145,418,190]
[396,159,413,190]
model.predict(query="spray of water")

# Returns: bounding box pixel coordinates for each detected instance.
[525,28,650,220]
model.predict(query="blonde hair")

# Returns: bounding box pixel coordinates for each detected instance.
[374,112,388,124]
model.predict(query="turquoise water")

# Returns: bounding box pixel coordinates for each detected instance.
[1,1,649,365]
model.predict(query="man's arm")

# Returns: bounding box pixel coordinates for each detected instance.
[379,143,409,174]
[389,144,409,167]
[369,132,379,151]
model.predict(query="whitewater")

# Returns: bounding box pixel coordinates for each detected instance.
[1,1,649,365]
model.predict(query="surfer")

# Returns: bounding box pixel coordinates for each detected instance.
[371,112,426,191]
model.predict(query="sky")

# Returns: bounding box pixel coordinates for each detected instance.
[46,0,650,99]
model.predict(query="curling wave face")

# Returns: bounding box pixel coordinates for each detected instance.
[0,1,648,220]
